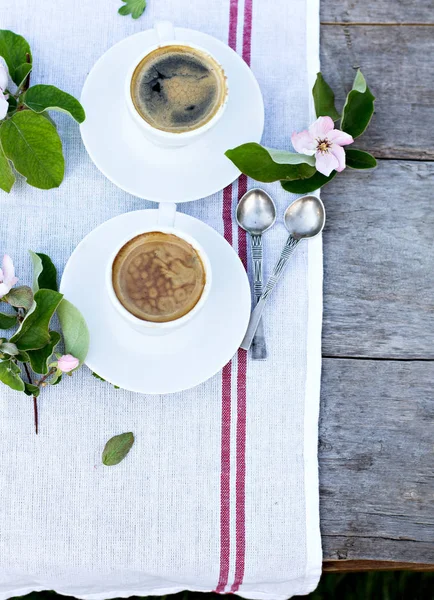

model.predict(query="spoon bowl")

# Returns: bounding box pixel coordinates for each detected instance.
[236,188,276,235]
[284,194,325,240]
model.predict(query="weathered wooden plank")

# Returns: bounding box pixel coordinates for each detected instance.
[320,358,434,564]
[323,560,434,572]
[321,159,434,359]
[320,25,434,159]
[321,0,434,24]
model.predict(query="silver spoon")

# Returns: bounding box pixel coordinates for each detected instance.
[236,188,276,360]
[240,194,325,351]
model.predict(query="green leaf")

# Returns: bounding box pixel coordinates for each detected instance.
[50,371,62,385]
[0,359,25,391]
[102,432,135,466]
[118,0,147,19]
[16,350,30,362]
[281,170,337,194]
[3,286,33,310]
[57,298,89,365]
[0,342,19,356]
[312,72,340,121]
[0,141,15,193]
[0,312,17,329]
[341,70,375,138]
[23,85,86,124]
[24,382,40,397]
[29,251,58,293]
[225,143,316,183]
[7,95,18,115]
[345,148,377,169]
[92,371,106,381]
[0,111,64,190]
[0,30,32,87]
[11,289,63,351]
[27,330,61,375]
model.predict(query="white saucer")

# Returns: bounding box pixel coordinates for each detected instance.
[60,210,251,394]
[80,27,264,202]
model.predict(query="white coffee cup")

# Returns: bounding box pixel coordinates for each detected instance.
[125,21,229,148]
[106,203,212,335]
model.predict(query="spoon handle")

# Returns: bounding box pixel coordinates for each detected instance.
[250,234,267,360]
[240,235,299,351]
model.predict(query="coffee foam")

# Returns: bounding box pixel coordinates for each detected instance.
[131,45,226,133]
[112,232,206,323]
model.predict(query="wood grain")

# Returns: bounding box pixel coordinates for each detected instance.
[321,0,434,25]
[320,358,434,564]
[323,560,434,572]
[320,25,434,159]
[321,159,434,359]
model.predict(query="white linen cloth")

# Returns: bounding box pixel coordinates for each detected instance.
[0,0,322,598]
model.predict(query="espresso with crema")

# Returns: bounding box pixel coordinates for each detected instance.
[130,45,226,133]
[112,232,206,322]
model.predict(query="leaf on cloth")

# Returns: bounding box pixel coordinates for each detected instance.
[0,141,15,193]
[92,371,120,389]
[27,330,61,375]
[3,285,33,310]
[225,143,316,183]
[0,111,64,190]
[23,85,86,123]
[0,341,19,356]
[29,250,58,293]
[118,0,147,19]
[0,311,17,330]
[281,169,337,194]
[0,359,25,391]
[57,298,89,365]
[24,382,40,397]
[345,148,377,169]
[11,289,63,351]
[312,72,340,121]
[0,30,32,88]
[341,70,375,139]
[102,432,135,466]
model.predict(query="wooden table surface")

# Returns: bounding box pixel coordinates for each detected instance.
[318,0,434,571]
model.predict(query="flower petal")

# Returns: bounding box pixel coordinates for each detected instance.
[0,282,10,298]
[330,144,346,172]
[327,129,354,146]
[57,354,80,373]
[0,268,3,282]
[315,150,339,177]
[291,129,316,155]
[0,92,8,120]
[0,63,8,92]
[309,116,335,139]
[2,254,15,285]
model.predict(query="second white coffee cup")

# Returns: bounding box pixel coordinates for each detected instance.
[106,203,212,336]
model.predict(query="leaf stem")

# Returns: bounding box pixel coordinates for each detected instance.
[22,53,31,93]
[23,362,38,434]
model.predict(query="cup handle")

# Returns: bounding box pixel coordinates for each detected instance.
[158,202,177,228]
[154,21,175,44]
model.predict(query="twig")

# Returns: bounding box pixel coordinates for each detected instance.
[23,362,38,435]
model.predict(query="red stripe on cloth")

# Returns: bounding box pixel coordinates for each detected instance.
[231,348,247,592]
[242,0,253,65]
[216,2,240,591]
[216,360,232,593]
[231,0,254,592]
[228,0,239,49]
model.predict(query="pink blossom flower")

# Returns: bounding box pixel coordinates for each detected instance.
[0,254,18,298]
[291,116,354,177]
[0,64,8,120]
[57,354,80,373]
